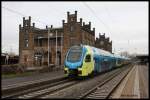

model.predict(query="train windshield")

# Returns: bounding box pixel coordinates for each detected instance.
[67,46,82,62]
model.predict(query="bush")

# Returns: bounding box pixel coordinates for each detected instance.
[2,64,18,74]
[2,64,27,74]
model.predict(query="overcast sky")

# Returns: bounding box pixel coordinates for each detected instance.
[2,1,148,55]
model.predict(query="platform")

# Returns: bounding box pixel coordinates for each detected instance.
[2,70,64,89]
[111,64,149,99]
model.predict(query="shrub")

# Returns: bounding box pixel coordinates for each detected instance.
[2,64,18,74]
[2,64,27,74]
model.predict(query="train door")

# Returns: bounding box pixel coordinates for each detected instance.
[85,54,93,74]
[101,56,110,71]
[108,57,113,70]
[94,56,101,73]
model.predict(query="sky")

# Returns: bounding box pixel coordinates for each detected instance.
[2,1,149,55]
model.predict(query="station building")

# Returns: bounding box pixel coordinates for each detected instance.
[95,33,112,53]
[19,11,111,67]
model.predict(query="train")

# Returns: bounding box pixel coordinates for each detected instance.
[64,45,130,77]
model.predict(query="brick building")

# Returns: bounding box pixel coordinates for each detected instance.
[95,33,112,53]
[19,11,96,67]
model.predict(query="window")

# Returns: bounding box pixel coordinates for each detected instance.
[37,36,43,46]
[70,26,74,32]
[71,18,74,21]
[100,41,104,45]
[25,21,28,26]
[26,43,29,47]
[39,40,42,46]
[85,54,91,62]
[25,39,29,47]
[67,46,82,62]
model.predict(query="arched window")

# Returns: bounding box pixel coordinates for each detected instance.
[25,39,29,47]
[71,18,74,21]
[70,26,74,32]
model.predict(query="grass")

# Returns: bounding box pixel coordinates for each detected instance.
[2,71,38,79]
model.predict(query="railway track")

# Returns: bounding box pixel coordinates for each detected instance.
[2,76,67,99]
[2,64,133,99]
[78,65,133,99]
[39,64,133,99]
[17,79,79,99]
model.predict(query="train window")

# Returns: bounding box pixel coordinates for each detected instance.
[67,46,82,62]
[85,54,91,62]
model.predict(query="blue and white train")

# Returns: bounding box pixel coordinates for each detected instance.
[64,45,130,77]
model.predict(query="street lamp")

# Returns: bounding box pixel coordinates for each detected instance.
[56,30,57,66]
[48,27,53,67]
[48,28,49,67]
[61,32,63,67]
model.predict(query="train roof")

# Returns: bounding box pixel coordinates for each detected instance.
[77,45,130,60]
[84,45,114,57]
[113,54,130,60]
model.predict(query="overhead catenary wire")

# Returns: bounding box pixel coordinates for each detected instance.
[82,2,117,54]
[2,6,49,55]
[82,2,112,36]
[3,4,111,33]
[2,6,27,17]
[104,6,114,24]
[2,6,48,26]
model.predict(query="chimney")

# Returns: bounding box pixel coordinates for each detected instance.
[75,11,77,22]
[75,11,77,16]
[83,22,85,26]
[67,11,70,23]
[23,17,25,21]
[51,25,53,29]
[62,20,65,24]
[23,17,25,27]
[29,16,31,27]
[62,20,65,28]
[93,28,95,33]
[33,23,35,28]
[103,33,105,37]
[80,18,82,26]
[89,22,91,29]
[93,28,95,36]
[106,38,108,42]
[99,33,101,38]
[67,11,70,16]
[29,16,31,20]
[19,24,21,30]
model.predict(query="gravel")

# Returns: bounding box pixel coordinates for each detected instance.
[40,67,127,99]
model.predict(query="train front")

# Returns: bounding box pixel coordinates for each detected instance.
[64,45,86,77]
